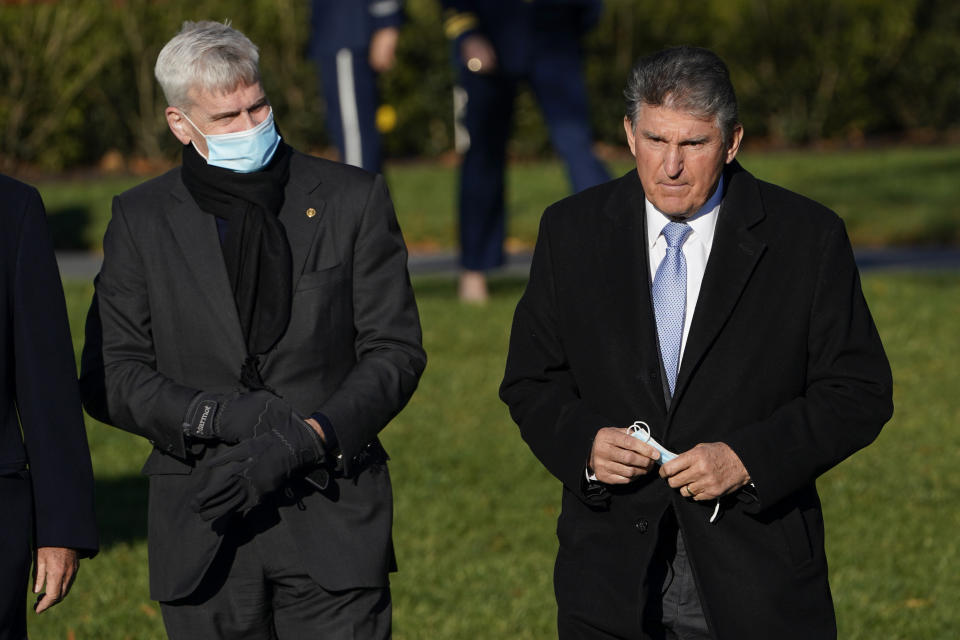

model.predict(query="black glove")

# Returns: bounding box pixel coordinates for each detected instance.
[181,390,292,443]
[190,410,326,521]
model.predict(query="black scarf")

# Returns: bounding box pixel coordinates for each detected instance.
[181,141,293,390]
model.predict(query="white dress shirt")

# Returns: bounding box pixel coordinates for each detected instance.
[645,175,724,365]
[585,176,725,483]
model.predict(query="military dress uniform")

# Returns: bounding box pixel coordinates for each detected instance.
[310,0,404,173]
[443,0,610,271]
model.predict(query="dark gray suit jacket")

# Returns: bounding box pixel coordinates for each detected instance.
[500,162,893,639]
[81,152,425,601]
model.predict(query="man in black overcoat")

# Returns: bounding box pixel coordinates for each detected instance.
[0,174,98,640]
[80,21,424,639]
[500,46,893,639]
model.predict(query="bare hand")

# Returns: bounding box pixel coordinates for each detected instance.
[460,34,497,74]
[33,547,79,613]
[659,442,750,501]
[589,426,660,484]
[369,27,399,72]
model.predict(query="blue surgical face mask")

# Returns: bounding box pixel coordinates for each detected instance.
[183,107,281,173]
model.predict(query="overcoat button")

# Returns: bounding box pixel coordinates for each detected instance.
[634,519,649,533]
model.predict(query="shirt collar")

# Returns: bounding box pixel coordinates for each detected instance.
[645,173,725,249]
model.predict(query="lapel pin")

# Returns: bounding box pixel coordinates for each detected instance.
[306,207,317,218]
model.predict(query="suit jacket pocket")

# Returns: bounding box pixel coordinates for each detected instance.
[140,449,193,475]
[296,264,348,292]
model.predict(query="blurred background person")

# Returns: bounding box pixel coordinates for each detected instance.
[310,0,404,173]
[442,0,611,303]
[1,174,98,640]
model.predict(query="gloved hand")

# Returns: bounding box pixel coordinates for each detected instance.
[190,410,326,521]
[181,389,292,443]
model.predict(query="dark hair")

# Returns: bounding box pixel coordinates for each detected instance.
[624,46,739,144]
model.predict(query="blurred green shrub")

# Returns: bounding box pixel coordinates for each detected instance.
[0,0,958,171]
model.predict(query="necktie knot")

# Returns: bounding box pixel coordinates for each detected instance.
[662,221,692,249]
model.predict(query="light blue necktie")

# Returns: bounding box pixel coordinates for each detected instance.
[652,222,692,396]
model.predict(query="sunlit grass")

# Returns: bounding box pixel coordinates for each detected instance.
[26,271,960,639]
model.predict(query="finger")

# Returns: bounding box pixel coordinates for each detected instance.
[194,479,242,512]
[619,437,661,462]
[45,566,66,603]
[595,460,650,483]
[600,431,660,463]
[664,467,701,490]
[692,487,717,501]
[595,468,640,485]
[61,562,78,600]
[592,432,649,470]
[594,446,656,475]
[659,451,696,479]
[196,484,246,521]
[595,472,633,485]
[35,593,55,614]
[33,557,45,594]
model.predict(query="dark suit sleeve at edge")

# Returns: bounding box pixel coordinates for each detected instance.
[315,174,425,475]
[724,217,893,512]
[500,211,611,505]
[80,196,197,459]
[14,186,98,555]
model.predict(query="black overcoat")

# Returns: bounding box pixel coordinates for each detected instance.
[500,162,893,639]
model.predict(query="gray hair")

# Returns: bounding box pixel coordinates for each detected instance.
[154,20,260,109]
[624,46,740,145]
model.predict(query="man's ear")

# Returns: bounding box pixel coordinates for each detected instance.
[166,107,194,146]
[623,116,637,157]
[725,124,744,164]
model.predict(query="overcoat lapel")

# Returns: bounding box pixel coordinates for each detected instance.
[166,177,246,356]
[600,171,669,414]
[674,162,766,404]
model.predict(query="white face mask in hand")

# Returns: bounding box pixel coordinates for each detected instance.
[183,107,281,173]
[629,420,721,523]
[627,421,677,464]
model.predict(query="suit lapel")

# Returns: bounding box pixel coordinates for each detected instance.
[673,162,766,403]
[166,177,247,355]
[279,152,326,288]
[600,171,669,414]
[164,156,328,380]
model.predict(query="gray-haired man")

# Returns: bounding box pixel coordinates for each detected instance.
[501,46,892,639]
[81,21,424,638]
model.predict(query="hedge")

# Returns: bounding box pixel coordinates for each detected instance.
[1,0,958,171]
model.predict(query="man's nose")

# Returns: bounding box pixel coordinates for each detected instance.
[663,146,683,178]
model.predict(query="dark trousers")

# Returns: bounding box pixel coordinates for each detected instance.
[456,39,610,271]
[160,504,391,640]
[643,526,712,640]
[317,47,382,174]
[0,473,32,640]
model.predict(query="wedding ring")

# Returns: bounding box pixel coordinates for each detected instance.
[467,57,483,72]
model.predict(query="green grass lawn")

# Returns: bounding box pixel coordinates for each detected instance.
[30,144,960,254]
[26,271,960,639]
